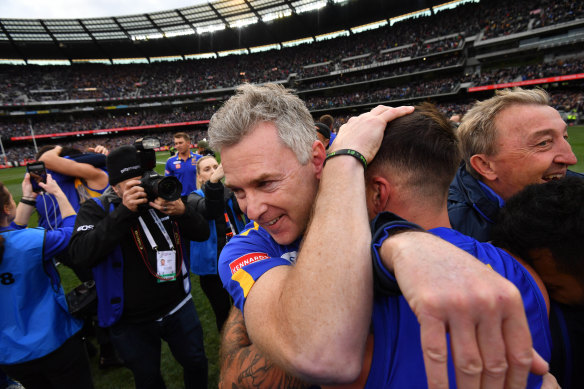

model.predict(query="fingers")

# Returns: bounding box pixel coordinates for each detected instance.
[38,174,57,193]
[21,173,35,196]
[378,105,415,122]
[88,145,108,155]
[149,198,184,215]
[332,105,414,162]
[449,315,482,389]
[477,312,508,389]
[530,349,549,376]
[149,200,169,213]
[419,316,449,389]
[389,233,544,389]
[123,181,148,212]
[540,372,559,389]
[502,295,536,389]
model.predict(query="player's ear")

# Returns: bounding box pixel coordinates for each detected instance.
[470,154,497,181]
[366,175,391,218]
[312,140,327,179]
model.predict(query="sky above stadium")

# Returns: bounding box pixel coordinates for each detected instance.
[0,0,208,19]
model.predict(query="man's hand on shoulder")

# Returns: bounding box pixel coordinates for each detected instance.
[380,231,549,389]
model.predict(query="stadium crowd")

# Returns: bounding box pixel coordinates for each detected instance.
[1,85,581,162]
[0,0,582,105]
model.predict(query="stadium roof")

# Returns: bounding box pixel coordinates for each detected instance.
[0,0,447,62]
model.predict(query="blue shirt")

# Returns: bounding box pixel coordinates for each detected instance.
[219,222,551,388]
[165,151,201,196]
[367,227,551,388]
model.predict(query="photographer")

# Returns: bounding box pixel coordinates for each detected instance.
[68,143,210,389]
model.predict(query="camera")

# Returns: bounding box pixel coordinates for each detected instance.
[134,137,182,202]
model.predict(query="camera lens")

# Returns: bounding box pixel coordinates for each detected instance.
[155,176,182,201]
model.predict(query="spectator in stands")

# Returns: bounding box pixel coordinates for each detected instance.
[165,132,200,196]
[189,156,249,332]
[68,145,210,389]
[0,174,94,389]
[492,176,584,389]
[210,83,548,387]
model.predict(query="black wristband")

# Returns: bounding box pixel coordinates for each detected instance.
[20,198,37,206]
[324,149,367,169]
[370,212,424,296]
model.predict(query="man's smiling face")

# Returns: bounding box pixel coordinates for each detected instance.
[221,121,320,245]
[484,104,577,200]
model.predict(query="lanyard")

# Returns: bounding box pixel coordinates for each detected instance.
[138,209,174,251]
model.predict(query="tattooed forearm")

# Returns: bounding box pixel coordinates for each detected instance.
[219,307,313,389]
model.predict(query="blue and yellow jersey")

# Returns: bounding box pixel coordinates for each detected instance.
[218,221,300,313]
[74,171,108,204]
[165,151,201,196]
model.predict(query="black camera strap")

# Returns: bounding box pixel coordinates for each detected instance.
[139,209,174,251]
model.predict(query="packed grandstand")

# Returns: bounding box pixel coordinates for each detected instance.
[0,0,582,163]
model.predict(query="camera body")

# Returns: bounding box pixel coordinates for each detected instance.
[134,137,182,202]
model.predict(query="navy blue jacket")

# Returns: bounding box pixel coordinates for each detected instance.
[448,163,584,242]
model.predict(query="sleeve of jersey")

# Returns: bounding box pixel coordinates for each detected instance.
[218,222,293,312]
[43,215,75,259]
[442,231,552,366]
[165,158,173,176]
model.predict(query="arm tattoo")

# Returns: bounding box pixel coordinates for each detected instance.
[220,307,314,389]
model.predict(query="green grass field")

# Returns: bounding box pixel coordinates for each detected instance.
[1,128,583,388]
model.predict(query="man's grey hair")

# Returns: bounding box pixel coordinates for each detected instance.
[208,83,316,165]
[458,87,550,178]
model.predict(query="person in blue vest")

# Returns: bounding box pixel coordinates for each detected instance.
[209,84,550,388]
[189,155,249,331]
[165,132,201,196]
[68,144,210,389]
[0,174,94,389]
[448,87,583,388]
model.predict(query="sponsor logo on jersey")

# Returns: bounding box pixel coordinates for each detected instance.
[76,224,94,231]
[281,251,298,264]
[229,252,269,274]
